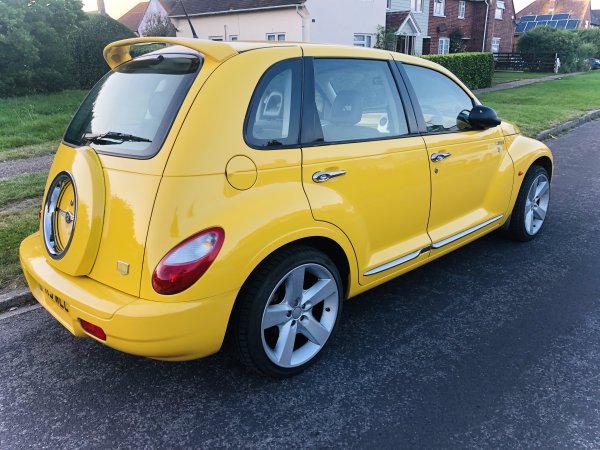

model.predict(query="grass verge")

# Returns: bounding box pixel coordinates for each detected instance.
[492,71,554,86]
[0,142,58,162]
[0,90,85,153]
[0,174,47,209]
[479,71,600,136]
[0,207,39,294]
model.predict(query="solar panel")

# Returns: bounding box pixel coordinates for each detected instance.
[525,22,537,31]
[520,15,537,21]
[537,14,553,20]
[547,20,558,27]
[536,20,548,27]
[566,19,579,29]
[551,13,569,20]
[556,19,568,28]
[515,22,528,33]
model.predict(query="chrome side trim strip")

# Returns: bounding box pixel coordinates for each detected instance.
[431,214,504,249]
[364,247,426,276]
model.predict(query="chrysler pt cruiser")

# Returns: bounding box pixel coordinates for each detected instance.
[20,38,553,377]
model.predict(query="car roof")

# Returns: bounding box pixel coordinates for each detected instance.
[104,37,428,69]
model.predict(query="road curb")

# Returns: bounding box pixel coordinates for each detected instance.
[0,289,35,314]
[537,109,600,141]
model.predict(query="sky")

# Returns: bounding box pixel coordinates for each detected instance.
[83,0,600,19]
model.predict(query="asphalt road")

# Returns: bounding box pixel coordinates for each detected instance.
[2,121,600,449]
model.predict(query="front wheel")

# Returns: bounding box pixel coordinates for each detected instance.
[509,165,551,241]
[232,247,343,377]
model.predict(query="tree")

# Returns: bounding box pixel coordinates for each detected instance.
[71,13,135,89]
[374,25,396,51]
[142,13,177,37]
[449,29,465,54]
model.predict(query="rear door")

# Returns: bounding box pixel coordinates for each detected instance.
[400,63,514,251]
[300,51,432,285]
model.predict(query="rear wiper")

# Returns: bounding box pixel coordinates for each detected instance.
[83,131,152,145]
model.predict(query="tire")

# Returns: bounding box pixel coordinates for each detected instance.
[509,165,551,241]
[232,246,343,377]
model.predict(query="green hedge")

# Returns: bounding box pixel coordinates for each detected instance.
[421,53,494,89]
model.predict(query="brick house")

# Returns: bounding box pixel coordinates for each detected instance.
[517,0,593,29]
[426,0,516,54]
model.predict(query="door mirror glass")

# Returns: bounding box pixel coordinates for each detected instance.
[467,105,501,129]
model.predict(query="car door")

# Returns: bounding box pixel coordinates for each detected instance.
[400,62,514,252]
[300,52,432,286]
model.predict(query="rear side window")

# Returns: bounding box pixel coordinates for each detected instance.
[64,53,201,158]
[245,59,302,149]
[403,64,474,133]
[310,59,409,144]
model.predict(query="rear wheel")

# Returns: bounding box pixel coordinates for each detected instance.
[233,246,343,377]
[509,165,551,241]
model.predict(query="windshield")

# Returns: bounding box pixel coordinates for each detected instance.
[64,53,201,158]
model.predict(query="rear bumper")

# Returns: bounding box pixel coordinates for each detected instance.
[19,233,238,361]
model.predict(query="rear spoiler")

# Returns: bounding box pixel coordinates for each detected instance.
[103,37,238,69]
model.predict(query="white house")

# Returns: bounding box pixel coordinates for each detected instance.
[169,0,387,48]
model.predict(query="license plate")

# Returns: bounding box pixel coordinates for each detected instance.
[42,286,70,314]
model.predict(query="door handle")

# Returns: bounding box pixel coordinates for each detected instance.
[431,152,452,162]
[312,170,346,183]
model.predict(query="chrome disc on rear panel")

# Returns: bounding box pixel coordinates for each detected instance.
[43,172,77,259]
[260,263,339,368]
[524,173,550,236]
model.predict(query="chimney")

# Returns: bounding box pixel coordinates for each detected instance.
[97,0,107,15]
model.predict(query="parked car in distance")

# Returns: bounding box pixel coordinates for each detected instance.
[590,58,600,70]
[20,37,553,377]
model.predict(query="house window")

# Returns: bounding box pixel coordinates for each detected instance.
[438,37,450,54]
[458,0,466,18]
[267,33,286,41]
[495,0,505,19]
[229,35,238,41]
[387,0,392,9]
[411,0,423,13]
[353,33,373,47]
[209,36,223,41]
[491,37,501,53]
[433,0,445,17]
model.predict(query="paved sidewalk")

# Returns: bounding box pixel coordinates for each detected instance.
[474,71,584,95]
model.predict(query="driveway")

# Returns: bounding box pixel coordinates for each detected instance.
[1,121,599,449]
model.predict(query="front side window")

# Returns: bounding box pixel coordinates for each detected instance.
[245,59,301,148]
[495,0,504,19]
[438,37,450,54]
[458,0,466,18]
[353,34,373,47]
[404,64,474,133]
[433,0,445,16]
[411,0,423,13]
[308,59,409,144]
[64,53,201,158]
[491,37,501,53]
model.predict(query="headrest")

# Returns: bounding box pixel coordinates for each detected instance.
[331,90,363,125]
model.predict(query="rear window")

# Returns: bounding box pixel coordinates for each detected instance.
[64,53,201,158]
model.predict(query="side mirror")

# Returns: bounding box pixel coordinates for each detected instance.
[468,105,501,129]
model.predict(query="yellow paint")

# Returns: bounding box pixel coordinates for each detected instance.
[20,39,553,361]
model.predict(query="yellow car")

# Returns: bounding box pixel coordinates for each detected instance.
[20,37,552,377]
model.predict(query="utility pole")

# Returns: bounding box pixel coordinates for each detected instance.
[97,0,107,16]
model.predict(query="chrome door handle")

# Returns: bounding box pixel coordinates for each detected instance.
[312,170,346,183]
[431,152,452,162]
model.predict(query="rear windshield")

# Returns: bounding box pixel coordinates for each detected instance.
[64,53,201,158]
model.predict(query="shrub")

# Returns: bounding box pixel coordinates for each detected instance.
[142,13,177,37]
[71,13,135,89]
[421,52,494,89]
[517,27,594,72]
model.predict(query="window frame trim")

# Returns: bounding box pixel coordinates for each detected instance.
[458,0,466,19]
[243,57,304,150]
[396,62,479,136]
[300,56,422,149]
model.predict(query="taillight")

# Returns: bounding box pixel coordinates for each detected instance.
[152,227,224,295]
